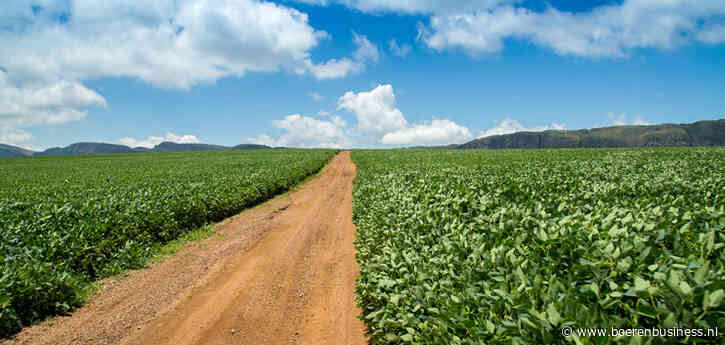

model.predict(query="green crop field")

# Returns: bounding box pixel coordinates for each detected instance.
[351,148,725,344]
[0,149,337,336]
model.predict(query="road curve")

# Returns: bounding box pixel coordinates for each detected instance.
[5,152,367,345]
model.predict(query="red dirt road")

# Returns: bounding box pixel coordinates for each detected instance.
[4,152,367,345]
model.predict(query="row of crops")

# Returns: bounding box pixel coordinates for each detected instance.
[351,148,725,344]
[0,149,337,336]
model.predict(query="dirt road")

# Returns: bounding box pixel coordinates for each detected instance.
[5,152,367,345]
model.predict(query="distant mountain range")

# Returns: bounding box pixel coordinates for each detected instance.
[0,141,271,158]
[0,144,36,158]
[2,119,724,158]
[457,119,725,149]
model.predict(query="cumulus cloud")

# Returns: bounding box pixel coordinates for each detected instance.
[607,112,650,126]
[0,0,331,89]
[0,70,106,145]
[314,110,347,127]
[302,32,379,79]
[247,133,278,147]
[303,58,364,79]
[295,0,725,57]
[337,84,472,146]
[380,119,473,145]
[328,114,348,128]
[420,1,725,57]
[309,92,324,101]
[0,128,34,147]
[353,32,380,62]
[249,114,349,148]
[0,71,106,127]
[251,84,472,147]
[389,39,412,57]
[293,0,513,14]
[0,0,375,146]
[478,118,565,138]
[608,113,628,126]
[633,117,651,126]
[292,0,330,5]
[118,133,200,148]
[697,24,725,44]
[337,84,408,136]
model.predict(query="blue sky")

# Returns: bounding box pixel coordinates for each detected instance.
[0,0,724,150]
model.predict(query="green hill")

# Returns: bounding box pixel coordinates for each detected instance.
[5,119,723,156]
[232,144,271,150]
[458,119,725,149]
[34,142,137,156]
[0,144,36,158]
[150,142,231,152]
[12,141,274,157]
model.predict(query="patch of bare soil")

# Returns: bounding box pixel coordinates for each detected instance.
[4,152,367,345]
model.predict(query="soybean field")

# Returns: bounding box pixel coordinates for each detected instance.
[0,149,337,336]
[351,148,725,344]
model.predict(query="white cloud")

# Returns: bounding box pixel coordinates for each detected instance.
[303,58,364,79]
[389,39,412,57]
[0,70,106,141]
[292,0,329,5]
[353,32,380,62]
[252,84,474,147]
[309,92,324,101]
[273,114,348,147]
[249,114,349,148]
[337,84,408,136]
[247,133,277,147]
[302,32,378,79]
[607,112,650,126]
[697,24,725,44]
[294,0,513,14]
[293,0,725,57]
[633,117,650,126]
[0,128,34,146]
[0,0,374,146]
[0,0,331,89]
[330,115,348,128]
[478,118,565,138]
[119,132,200,148]
[337,84,472,146]
[380,119,472,145]
[317,111,348,128]
[420,1,725,58]
[608,113,628,126]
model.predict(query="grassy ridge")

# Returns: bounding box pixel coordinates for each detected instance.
[458,119,725,149]
[0,149,337,336]
[351,148,725,344]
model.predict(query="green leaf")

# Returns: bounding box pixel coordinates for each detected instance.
[679,281,692,296]
[486,320,495,334]
[694,264,708,285]
[634,276,650,293]
[663,313,677,328]
[547,303,562,326]
[706,289,724,309]
[621,214,633,224]
[390,294,401,306]
[379,279,396,289]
